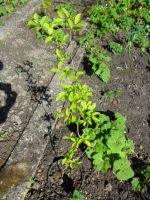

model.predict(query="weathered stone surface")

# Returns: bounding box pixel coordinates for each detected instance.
[0,23,56,168]
[0,0,42,40]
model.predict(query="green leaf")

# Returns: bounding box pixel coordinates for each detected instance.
[62,8,69,17]
[75,13,81,25]
[68,19,74,29]
[56,92,66,101]
[131,178,142,192]
[71,115,77,123]
[58,61,63,69]
[53,17,64,23]
[39,16,47,26]
[45,36,53,43]
[48,27,53,35]
[56,49,63,58]
[0,5,6,16]
[74,22,84,31]
[115,112,126,124]
[84,140,91,147]
[86,148,94,158]
[113,158,134,181]
[33,13,39,21]
[68,92,74,102]
[107,131,126,154]
[72,190,85,200]
[66,108,70,117]
[96,63,110,83]
[93,153,111,172]
[57,9,64,19]
[62,34,69,42]
[43,22,49,30]
[50,67,59,73]
[0,132,9,141]
[27,20,38,28]
[124,139,134,154]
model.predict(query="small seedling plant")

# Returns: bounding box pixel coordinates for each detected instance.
[28,5,84,44]
[71,190,85,200]
[132,165,150,192]
[104,89,123,98]
[109,41,123,54]
[80,32,111,82]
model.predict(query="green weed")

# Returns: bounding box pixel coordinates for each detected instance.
[71,190,85,200]
[132,165,150,192]
[104,89,123,98]
[109,41,123,54]
[80,32,111,82]
[84,113,134,180]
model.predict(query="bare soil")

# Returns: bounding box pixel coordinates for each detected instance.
[25,47,150,200]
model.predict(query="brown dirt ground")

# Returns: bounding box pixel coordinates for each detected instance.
[25,47,150,200]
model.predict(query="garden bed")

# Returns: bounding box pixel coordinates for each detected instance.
[24,48,150,200]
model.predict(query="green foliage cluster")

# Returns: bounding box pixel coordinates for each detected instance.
[88,48,111,82]
[56,2,75,19]
[40,0,53,16]
[84,113,134,180]
[0,0,27,17]
[28,5,84,44]
[80,32,111,82]
[132,165,150,192]
[51,49,99,126]
[28,13,69,44]
[109,41,123,54]
[50,48,135,181]
[88,0,150,51]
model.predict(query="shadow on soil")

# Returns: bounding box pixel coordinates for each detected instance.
[82,56,93,76]
[0,61,17,124]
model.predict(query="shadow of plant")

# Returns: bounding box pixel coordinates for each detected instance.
[16,61,47,103]
[0,61,17,124]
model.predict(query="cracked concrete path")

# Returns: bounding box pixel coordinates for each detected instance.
[0,19,57,169]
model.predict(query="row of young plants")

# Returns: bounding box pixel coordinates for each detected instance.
[27,1,150,198]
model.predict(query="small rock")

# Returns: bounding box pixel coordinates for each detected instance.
[11,115,22,125]
[38,169,42,173]
[105,183,112,192]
